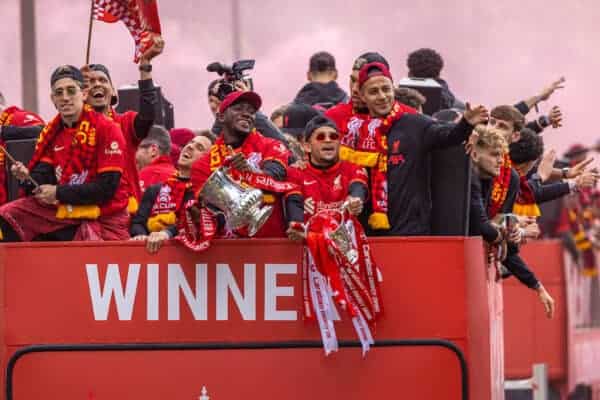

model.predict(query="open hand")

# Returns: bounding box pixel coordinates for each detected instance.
[146,231,170,254]
[539,77,565,102]
[537,285,555,319]
[463,103,489,126]
[538,150,557,182]
[567,157,594,179]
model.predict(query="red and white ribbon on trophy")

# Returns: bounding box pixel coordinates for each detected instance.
[302,205,384,356]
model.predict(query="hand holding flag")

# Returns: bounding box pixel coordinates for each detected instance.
[90,0,163,63]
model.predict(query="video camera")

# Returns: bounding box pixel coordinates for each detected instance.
[206,59,255,100]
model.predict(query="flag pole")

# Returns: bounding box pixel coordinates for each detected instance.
[85,0,94,65]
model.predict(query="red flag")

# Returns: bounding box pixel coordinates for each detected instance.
[92,0,162,62]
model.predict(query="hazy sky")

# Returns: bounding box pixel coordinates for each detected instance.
[2,0,599,155]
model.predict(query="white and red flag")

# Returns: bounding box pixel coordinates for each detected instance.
[92,0,162,62]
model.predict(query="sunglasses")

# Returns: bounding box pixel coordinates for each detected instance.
[314,132,340,142]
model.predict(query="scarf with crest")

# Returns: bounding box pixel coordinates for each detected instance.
[339,102,414,230]
[29,105,101,219]
[146,172,191,233]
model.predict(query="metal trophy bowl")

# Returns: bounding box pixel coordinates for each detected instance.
[310,201,359,265]
[200,167,273,237]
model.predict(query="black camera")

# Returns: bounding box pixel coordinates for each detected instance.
[206,59,255,100]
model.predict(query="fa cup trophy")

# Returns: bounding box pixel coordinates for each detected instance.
[200,167,273,236]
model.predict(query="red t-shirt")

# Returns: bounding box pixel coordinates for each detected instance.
[191,131,291,238]
[111,110,142,201]
[286,161,368,221]
[138,155,176,194]
[325,102,368,149]
[40,114,129,215]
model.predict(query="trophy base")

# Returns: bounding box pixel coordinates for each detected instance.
[247,205,273,237]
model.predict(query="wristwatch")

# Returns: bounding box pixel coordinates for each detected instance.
[562,167,570,179]
[139,64,152,73]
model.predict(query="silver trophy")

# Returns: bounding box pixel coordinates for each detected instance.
[309,201,359,265]
[200,167,273,237]
[328,203,359,265]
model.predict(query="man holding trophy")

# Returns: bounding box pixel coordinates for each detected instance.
[284,115,381,356]
[190,91,293,238]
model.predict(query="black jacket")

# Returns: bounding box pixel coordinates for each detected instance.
[469,168,540,289]
[371,115,474,236]
[293,81,348,109]
[435,78,464,110]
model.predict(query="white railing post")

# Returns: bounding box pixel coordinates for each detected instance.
[505,363,549,400]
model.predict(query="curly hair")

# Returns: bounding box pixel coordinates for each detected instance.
[509,128,544,164]
[474,125,508,153]
[407,48,444,78]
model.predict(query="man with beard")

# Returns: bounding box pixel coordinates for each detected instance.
[130,135,208,253]
[293,51,348,109]
[325,52,389,158]
[81,35,164,211]
[284,116,367,240]
[191,91,292,238]
[355,62,488,235]
[469,126,555,318]
[0,66,129,242]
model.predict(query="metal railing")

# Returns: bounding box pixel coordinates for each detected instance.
[6,339,468,400]
[505,363,549,400]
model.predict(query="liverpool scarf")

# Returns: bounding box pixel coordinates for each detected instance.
[339,102,415,230]
[29,105,101,219]
[146,173,191,233]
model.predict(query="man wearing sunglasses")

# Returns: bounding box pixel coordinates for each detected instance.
[80,34,165,213]
[0,65,130,242]
[285,115,368,241]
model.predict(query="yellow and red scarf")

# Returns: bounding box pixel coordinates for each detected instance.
[146,172,191,233]
[488,154,512,219]
[339,102,414,230]
[29,105,101,219]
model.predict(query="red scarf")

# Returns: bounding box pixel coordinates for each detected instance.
[29,105,99,185]
[303,209,383,355]
[146,173,191,233]
[568,207,597,276]
[351,102,414,230]
[488,154,512,218]
[208,131,298,195]
[513,174,541,217]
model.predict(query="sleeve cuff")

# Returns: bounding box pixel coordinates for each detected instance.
[138,79,155,91]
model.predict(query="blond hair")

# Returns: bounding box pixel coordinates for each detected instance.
[473,125,508,153]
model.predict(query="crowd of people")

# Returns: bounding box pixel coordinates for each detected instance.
[1,39,599,319]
